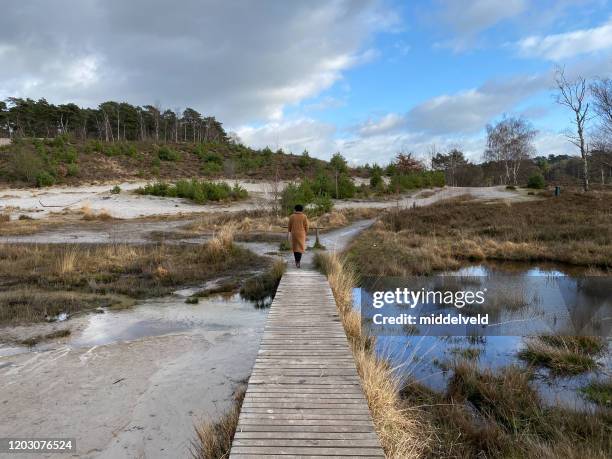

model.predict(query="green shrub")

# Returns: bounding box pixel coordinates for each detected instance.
[157,145,180,161]
[389,170,445,192]
[66,163,79,177]
[280,182,315,215]
[312,194,333,215]
[202,162,223,175]
[280,180,335,216]
[51,134,69,148]
[8,148,46,183]
[36,171,55,187]
[527,174,545,189]
[110,185,121,194]
[136,180,248,204]
[336,174,356,199]
[88,139,103,153]
[370,169,384,189]
[104,143,138,157]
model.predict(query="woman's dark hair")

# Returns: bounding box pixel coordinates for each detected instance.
[294,204,304,212]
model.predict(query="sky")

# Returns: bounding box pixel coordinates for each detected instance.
[1,0,612,164]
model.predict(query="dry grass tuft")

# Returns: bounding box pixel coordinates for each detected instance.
[80,203,114,221]
[56,245,79,275]
[190,385,246,459]
[519,335,607,375]
[315,251,426,459]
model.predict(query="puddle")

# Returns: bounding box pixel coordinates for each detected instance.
[357,263,612,411]
[1,290,267,357]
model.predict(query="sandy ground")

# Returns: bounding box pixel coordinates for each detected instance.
[0,180,276,220]
[0,180,529,221]
[0,292,267,459]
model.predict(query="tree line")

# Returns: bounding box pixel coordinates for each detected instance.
[359,70,612,190]
[0,98,229,144]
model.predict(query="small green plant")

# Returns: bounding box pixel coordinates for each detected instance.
[202,161,223,175]
[279,240,291,251]
[66,163,79,177]
[527,174,545,189]
[36,171,55,187]
[312,239,326,250]
[312,194,333,215]
[580,379,611,406]
[158,145,180,161]
[110,185,121,194]
[185,297,199,304]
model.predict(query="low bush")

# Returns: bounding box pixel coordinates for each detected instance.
[527,173,546,189]
[157,145,181,161]
[201,161,223,175]
[389,170,445,192]
[136,180,248,204]
[66,163,79,177]
[103,143,137,157]
[36,171,55,187]
[280,180,337,216]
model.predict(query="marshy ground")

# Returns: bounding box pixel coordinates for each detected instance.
[340,189,612,458]
[1,183,608,458]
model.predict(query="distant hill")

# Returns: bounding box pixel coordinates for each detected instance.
[0,136,335,187]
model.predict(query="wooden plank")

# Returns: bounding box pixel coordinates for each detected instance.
[234,431,380,440]
[230,446,384,456]
[233,439,382,447]
[229,269,383,458]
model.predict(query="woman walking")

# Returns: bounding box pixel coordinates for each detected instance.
[288,204,309,268]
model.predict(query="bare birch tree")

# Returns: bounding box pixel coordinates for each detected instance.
[555,67,590,191]
[484,116,536,185]
[590,77,612,150]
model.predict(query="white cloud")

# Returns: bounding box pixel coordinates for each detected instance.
[433,0,527,50]
[0,0,390,124]
[236,118,337,158]
[354,73,550,137]
[358,113,406,136]
[442,0,526,35]
[517,17,612,60]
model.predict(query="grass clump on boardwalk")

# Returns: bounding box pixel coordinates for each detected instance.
[519,335,607,375]
[190,384,246,459]
[136,179,248,204]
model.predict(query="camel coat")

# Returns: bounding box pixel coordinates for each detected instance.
[288,212,309,253]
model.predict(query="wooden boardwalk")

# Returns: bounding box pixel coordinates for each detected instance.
[230,269,384,458]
